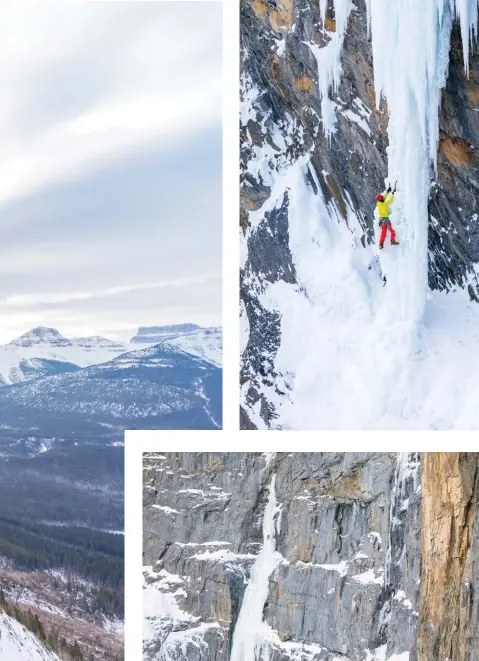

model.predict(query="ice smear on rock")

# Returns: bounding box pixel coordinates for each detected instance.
[308,0,354,139]
[230,475,282,661]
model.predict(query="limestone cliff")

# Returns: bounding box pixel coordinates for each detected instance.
[142,452,479,661]
[418,453,479,661]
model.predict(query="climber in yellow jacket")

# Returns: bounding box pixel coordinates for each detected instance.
[376,185,399,249]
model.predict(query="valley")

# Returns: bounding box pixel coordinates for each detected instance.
[0,322,222,660]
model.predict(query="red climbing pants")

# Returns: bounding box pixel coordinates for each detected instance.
[379,220,396,246]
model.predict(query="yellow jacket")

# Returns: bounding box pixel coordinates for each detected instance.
[377,191,395,218]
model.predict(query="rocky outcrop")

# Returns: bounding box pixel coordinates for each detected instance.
[130,324,200,344]
[418,453,479,661]
[431,25,479,296]
[70,336,126,352]
[143,452,479,661]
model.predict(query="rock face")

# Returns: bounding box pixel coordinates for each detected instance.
[131,324,200,344]
[70,336,127,352]
[418,453,479,661]
[142,452,479,661]
[8,327,72,348]
[240,0,479,428]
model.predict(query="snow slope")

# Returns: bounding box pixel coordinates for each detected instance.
[163,327,222,367]
[132,325,222,366]
[241,0,479,429]
[0,611,59,661]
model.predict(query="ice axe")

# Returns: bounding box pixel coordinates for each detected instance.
[388,179,398,194]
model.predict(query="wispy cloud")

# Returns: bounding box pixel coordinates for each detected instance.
[1,274,220,308]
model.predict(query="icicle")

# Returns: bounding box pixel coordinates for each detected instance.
[320,0,327,26]
[365,0,372,37]
[455,0,479,77]
[385,453,420,586]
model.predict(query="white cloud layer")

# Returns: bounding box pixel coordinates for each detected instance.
[0,1,222,342]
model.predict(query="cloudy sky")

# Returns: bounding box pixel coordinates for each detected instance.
[0,1,222,343]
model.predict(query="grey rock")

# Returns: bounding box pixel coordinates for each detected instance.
[143,453,479,661]
[131,324,201,344]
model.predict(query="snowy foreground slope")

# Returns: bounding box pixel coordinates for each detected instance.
[0,564,124,661]
[240,0,479,429]
[0,612,59,661]
[143,452,479,661]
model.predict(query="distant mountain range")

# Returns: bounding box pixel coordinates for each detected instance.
[0,323,222,455]
[0,323,222,387]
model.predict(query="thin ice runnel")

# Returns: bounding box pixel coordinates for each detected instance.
[230,476,282,661]
[308,0,354,139]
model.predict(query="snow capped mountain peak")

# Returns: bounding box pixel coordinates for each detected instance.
[0,323,221,388]
[128,324,222,365]
[8,327,72,348]
[0,328,127,387]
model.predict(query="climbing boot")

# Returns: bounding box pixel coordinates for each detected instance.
[391,240,400,246]
[379,244,384,249]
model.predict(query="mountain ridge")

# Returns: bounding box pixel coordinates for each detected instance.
[0,323,222,387]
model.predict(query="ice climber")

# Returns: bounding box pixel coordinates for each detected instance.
[376,185,399,249]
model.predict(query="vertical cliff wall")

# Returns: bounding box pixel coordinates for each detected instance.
[142,452,479,661]
[418,453,479,661]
